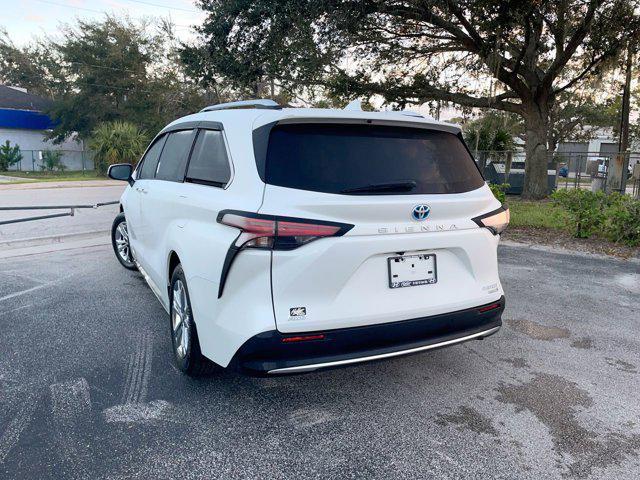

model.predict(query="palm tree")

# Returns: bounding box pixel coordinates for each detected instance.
[463,112,519,155]
[89,121,148,175]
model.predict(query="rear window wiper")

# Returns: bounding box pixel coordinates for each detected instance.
[340,181,417,194]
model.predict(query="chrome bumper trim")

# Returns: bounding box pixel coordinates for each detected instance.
[267,326,501,374]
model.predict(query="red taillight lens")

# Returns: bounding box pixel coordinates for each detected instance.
[281,334,325,343]
[218,211,351,250]
[277,220,340,237]
[219,213,276,235]
[478,302,502,313]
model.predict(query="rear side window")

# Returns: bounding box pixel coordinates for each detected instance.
[265,124,484,194]
[138,135,166,179]
[155,130,194,182]
[186,130,231,186]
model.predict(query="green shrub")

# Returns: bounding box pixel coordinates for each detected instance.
[551,189,606,238]
[602,193,640,247]
[489,183,510,203]
[89,121,148,176]
[552,189,640,246]
[40,150,64,172]
[0,140,23,171]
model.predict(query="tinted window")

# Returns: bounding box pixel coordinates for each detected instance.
[265,124,484,194]
[155,130,194,182]
[138,136,166,179]
[186,130,231,186]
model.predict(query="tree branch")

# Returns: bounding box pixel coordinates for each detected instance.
[542,0,602,88]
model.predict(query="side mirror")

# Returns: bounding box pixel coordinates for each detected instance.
[108,163,134,185]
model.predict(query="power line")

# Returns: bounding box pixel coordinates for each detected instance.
[119,0,200,14]
[65,60,192,76]
[33,0,105,14]
[9,71,197,95]
[30,0,200,24]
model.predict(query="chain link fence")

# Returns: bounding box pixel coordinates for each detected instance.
[4,149,95,172]
[476,150,640,197]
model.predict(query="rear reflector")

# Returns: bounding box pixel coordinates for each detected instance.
[281,334,325,343]
[478,302,502,313]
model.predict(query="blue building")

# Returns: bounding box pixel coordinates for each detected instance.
[0,85,87,171]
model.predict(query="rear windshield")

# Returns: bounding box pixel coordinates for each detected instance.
[264,124,484,195]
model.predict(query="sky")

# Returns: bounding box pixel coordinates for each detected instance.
[0,0,467,120]
[1,0,205,45]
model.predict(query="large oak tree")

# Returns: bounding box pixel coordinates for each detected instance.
[183,0,639,198]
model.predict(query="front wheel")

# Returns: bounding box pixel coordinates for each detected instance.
[111,213,136,270]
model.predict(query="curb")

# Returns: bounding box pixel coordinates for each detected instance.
[0,230,110,250]
[0,180,124,190]
[0,238,110,260]
[500,239,640,264]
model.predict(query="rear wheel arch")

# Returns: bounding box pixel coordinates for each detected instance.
[168,251,181,289]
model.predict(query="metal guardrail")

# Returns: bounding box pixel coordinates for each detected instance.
[0,201,119,226]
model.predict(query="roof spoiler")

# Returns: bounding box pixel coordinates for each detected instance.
[343,99,429,119]
[200,99,282,112]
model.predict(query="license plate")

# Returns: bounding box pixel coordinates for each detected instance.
[387,254,437,289]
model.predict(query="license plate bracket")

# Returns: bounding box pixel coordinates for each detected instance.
[387,254,437,289]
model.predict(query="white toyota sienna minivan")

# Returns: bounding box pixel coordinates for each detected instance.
[108,99,509,376]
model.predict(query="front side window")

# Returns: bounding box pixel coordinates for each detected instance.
[137,135,166,180]
[186,130,231,187]
[155,130,195,182]
[265,124,484,194]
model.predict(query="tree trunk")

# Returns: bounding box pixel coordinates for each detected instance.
[522,106,550,199]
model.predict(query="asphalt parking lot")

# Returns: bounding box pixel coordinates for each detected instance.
[0,242,639,479]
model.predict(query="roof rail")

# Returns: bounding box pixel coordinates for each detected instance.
[200,99,281,112]
[399,110,424,118]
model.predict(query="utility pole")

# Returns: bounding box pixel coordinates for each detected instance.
[607,42,633,194]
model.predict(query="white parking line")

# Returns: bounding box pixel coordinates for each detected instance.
[0,283,55,303]
[49,378,92,478]
[50,378,91,422]
[0,273,73,303]
[0,395,38,464]
[0,304,33,316]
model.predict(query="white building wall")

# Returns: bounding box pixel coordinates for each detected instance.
[0,127,92,171]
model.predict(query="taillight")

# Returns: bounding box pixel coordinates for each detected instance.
[215,210,353,298]
[472,205,510,235]
[218,210,351,250]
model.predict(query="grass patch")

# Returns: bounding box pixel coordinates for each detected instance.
[507,196,570,231]
[1,170,105,183]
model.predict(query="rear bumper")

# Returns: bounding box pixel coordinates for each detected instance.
[229,296,505,375]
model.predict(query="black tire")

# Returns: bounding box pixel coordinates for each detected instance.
[169,265,220,376]
[111,213,136,270]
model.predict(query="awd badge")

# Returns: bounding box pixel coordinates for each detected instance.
[289,307,306,317]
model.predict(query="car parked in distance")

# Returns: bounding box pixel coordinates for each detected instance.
[108,99,508,376]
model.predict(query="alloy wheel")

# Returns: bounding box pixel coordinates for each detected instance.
[114,222,131,263]
[171,279,191,359]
